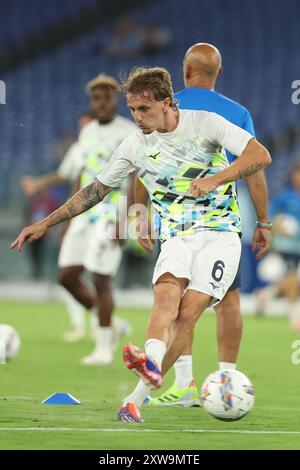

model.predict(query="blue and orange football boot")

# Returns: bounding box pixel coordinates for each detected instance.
[123,342,163,389]
[117,403,144,423]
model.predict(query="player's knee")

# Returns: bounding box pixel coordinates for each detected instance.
[215,290,241,318]
[152,288,179,322]
[217,302,240,317]
[92,274,111,293]
[58,271,75,289]
[177,307,199,333]
[215,304,242,339]
[57,271,67,287]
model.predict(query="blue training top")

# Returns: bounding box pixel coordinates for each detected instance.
[175,87,255,162]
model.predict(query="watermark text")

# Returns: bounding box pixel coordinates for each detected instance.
[291,80,300,104]
[291,340,300,365]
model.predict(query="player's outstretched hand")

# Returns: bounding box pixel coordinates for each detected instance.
[190,176,218,198]
[10,221,47,252]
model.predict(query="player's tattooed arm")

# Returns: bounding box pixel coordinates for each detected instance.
[10,180,112,251]
[220,161,265,185]
[217,139,271,186]
[54,179,109,223]
[190,139,272,197]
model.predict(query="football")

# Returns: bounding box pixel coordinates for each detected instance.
[0,324,21,362]
[201,369,255,421]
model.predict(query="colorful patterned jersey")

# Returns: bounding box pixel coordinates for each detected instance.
[98,110,253,241]
[57,141,84,183]
[76,116,135,225]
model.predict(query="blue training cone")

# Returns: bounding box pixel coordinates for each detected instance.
[42,392,81,405]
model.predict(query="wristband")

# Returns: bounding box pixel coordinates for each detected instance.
[256,221,272,229]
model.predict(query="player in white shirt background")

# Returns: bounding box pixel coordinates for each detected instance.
[21,74,136,365]
[22,112,92,341]
[11,66,272,423]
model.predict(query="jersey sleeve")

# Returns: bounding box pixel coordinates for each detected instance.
[57,142,83,182]
[97,134,136,188]
[198,111,254,157]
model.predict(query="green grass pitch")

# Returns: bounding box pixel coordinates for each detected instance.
[0,300,300,450]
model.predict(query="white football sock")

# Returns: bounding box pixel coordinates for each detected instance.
[145,338,166,368]
[174,355,193,389]
[61,290,85,329]
[219,362,237,370]
[89,307,99,330]
[123,379,151,407]
[123,338,166,407]
[95,326,113,353]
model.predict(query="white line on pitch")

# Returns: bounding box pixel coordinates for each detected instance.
[0,428,300,435]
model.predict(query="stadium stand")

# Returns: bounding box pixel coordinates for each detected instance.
[0,0,299,204]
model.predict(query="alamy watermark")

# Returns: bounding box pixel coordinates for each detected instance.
[291,340,300,365]
[90,196,206,242]
[0,80,6,104]
[291,80,300,104]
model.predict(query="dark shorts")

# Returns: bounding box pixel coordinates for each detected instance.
[229,260,241,290]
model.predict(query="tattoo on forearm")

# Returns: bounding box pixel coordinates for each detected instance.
[222,162,265,185]
[237,162,265,179]
[46,180,108,227]
[67,181,103,217]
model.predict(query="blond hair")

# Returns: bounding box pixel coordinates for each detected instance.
[85,74,120,94]
[122,67,176,106]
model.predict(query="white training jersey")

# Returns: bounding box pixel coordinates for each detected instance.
[97,109,253,241]
[74,116,136,227]
[57,141,84,182]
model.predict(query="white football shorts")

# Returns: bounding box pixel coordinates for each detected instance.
[152,231,241,304]
[58,216,122,276]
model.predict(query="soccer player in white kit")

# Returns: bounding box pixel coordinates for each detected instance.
[11,67,272,422]
[21,74,136,365]
[22,112,93,341]
[58,75,135,366]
